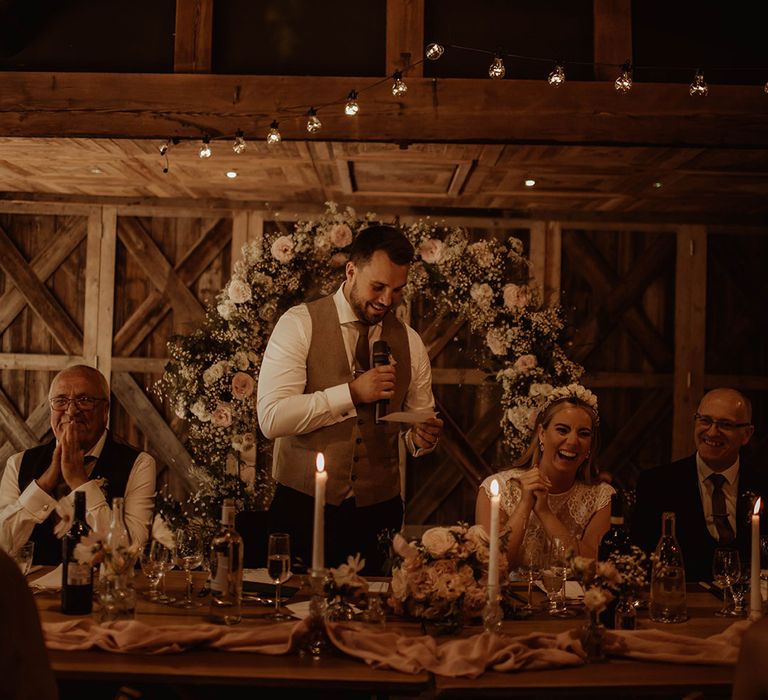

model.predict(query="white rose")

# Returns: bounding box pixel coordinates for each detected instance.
[227,279,252,304]
[503,283,530,309]
[271,235,295,263]
[419,238,445,264]
[217,300,236,320]
[329,223,353,248]
[486,327,509,356]
[470,282,493,309]
[233,351,249,370]
[190,401,211,422]
[421,527,457,558]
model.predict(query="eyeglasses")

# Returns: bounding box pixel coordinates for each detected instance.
[694,413,751,432]
[49,396,106,411]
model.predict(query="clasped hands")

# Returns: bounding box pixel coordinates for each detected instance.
[518,466,553,515]
[36,421,89,496]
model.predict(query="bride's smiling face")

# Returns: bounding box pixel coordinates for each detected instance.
[537,405,594,482]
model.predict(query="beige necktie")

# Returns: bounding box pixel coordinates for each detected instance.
[708,473,735,545]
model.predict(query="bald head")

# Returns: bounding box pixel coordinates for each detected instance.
[694,387,754,471]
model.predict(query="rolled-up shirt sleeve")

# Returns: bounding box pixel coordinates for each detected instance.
[257,305,356,439]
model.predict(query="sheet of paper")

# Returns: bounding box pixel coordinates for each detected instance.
[30,564,63,591]
[243,568,293,585]
[535,579,585,599]
[378,410,437,424]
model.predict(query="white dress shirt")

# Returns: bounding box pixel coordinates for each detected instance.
[257,285,436,457]
[696,453,739,540]
[0,431,156,556]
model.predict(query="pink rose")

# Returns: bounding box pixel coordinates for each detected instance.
[419,238,445,264]
[330,252,348,268]
[270,235,295,263]
[503,283,530,309]
[231,372,255,399]
[211,404,233,427]
[514,354,537,371]
[329,223,353,248]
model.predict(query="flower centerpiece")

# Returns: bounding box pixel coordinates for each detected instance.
[324,553,369,621]
[388,523,508,633]
[155,202,583,533]
[569,546,648,659]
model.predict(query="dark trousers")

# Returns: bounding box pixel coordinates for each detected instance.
[267,483,403,576]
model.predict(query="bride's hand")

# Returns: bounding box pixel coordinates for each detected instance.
[518,467,551,509]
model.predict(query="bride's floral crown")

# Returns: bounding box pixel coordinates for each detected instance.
[538,383,599,423]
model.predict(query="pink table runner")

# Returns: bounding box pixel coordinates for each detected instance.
[43,618,750,678]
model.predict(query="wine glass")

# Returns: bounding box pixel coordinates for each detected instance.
[173,529,204,608]
[141,540,174,602]
[712,548,741,617]
[266,533,293,620]
[518,542,543,611]
[544,537,575,618]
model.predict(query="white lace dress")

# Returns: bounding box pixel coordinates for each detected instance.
[480,468,615,557]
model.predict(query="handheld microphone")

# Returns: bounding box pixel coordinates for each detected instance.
[372,340,390,424]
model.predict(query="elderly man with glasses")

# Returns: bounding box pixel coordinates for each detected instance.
[0,365,155,564]
[631,387,765,581]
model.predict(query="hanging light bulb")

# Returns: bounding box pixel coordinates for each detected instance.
[488,53,506,79]
[306,108,322,133]
[547,63,566,87]
[425,43,444,61]
[614,61,633,93]
[232,129,247,154]
[344,90,359,116]
[199,136,212,158]
[391,71,408,97]
[266,120,281,145]
[689,69,708,97]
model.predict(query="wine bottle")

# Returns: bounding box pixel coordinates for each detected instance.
[61,490,94,615]
[209,498,243,625]
[598,492,631,561]
[649,511,688,623]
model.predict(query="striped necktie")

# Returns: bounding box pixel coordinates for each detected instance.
[708,473,735,545]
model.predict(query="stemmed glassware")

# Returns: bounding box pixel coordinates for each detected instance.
[266,533,293,620]
[173,529,204,608]
[542,536,575,617]
[712,548,741,617]
[519,542,543,612]
[141,539,175,603]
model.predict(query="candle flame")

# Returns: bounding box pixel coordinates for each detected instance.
[316,452,325,473]
[490,478,499,497]
[754,497,762,515]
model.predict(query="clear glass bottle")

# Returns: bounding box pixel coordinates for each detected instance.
[101,496,136,620]
[649,511,688,623]
[209,498,243,625]
[62,490,94,614]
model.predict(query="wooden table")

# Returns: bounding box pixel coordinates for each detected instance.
[33,571,739,699]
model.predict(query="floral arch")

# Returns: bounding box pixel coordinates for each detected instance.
[155,203,582,530]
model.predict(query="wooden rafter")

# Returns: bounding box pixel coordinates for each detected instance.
[0,385,38,451]
[592,0,632,81]
[386,0,425,77]
[0,401,51,466]
[174,0,213,73]
[0,73,766,146]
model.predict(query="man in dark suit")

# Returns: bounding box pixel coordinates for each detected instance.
[631,388,763,582]
[0,365,155,564]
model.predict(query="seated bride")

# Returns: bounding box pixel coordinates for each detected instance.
[476,384,613,567]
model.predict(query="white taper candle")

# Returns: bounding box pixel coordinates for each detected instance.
[312,453,327,572]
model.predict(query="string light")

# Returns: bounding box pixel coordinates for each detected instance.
[199,136,212,159]
[425,43,444,61]
[226,170,237,179]
[232,129,247,154]
[615,61,633,93]
[266,120,281,144]
[344,90,359,116]
[547,62,566,87]
[524,177,536,187]
[391,71,408,96]
[689,69,708,97]
[306,107,322,133]
[488,54,506,80]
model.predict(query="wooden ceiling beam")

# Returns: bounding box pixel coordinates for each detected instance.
[593,0,633,81]
[174,0,213,73]
[386,0,425,77]
[1,73,766,146]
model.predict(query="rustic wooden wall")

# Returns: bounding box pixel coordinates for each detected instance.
[0,203,765,528]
